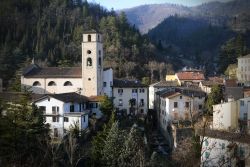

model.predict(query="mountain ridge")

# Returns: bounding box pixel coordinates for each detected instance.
[121,0,250,34]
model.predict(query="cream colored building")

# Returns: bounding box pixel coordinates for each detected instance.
[213,100,239,131]
[113,79,148,116]
[21,31,113,97]
[237,54,250,86]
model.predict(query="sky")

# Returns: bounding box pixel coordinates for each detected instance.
[89,0,233,10]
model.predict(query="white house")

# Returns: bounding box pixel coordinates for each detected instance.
[213,100,239,131]
[33,93,89,138]
[198,128,250,167]
[149,81,178,109]
[159,89,205,125]
[237,54,250,86]
[21,31,113,97]
[112,79,148,116]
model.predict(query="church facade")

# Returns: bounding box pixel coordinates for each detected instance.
[21,31,113,97]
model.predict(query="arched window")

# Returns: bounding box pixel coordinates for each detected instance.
[88,35,91,42]
[64,81,73,86]
[48,81,56,86]
[98,57,101,66]
[87,50,91,54]
[33,81,41,86]
[87,58,92,66]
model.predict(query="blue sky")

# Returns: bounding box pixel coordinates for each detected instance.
[89,0,232,10]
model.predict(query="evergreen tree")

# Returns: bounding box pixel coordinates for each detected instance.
[0,92,51,166]
[205,84,224,113]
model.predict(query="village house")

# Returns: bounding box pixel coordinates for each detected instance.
[149,80,178,109]
[112,79,148,116]
[198,129,250,167]
[175,69,205,86]
[21,31,113,97]
[158,88,205,125]
[198,95,250,166]
[212,100,239,131]
[33,93,89,138]
[237,54,250,86]
[199,77,224,94]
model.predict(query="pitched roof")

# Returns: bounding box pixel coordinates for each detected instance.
[113,79,147,88]
[196,128,250,144]
[88,95,105,102]
[151,81,179,88]
[158,87,206,98]
[33,93,88,103]
[225,79,237,87]
[176,71,205,81]
[238,54,250,59]
[23,66,82,78]
[208,76,224,84]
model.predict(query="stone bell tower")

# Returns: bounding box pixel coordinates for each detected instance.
[82,30,103,96]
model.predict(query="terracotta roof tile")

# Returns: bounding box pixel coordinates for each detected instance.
[177,71,205,81]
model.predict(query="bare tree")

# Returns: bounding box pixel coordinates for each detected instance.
[147,61,158,83]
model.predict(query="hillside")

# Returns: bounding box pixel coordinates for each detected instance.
[122,0,250,34]
[0,0,162,87]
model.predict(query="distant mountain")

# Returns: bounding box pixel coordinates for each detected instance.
[121,0,250,34]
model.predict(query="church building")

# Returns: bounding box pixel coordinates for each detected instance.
[21,31,113,97]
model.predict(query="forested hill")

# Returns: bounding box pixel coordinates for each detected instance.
[0,0,164,87]
[122,0,250,34]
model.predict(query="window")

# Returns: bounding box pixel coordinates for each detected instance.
[87,57,92,66]
[98,57,101,66]
[140,99,144,106]
[221,143,225,149]
[185,102,189,108]
[240,101,244,106]
[52,106,59,114]
[99,50,101,56]
[87,50,91,54]
[118,89,123,94]
[180,96,182,99]
[88,34,91,42]
[103,82,107,87]
[64,81,73,86]
[140,109,144,114]
[174,102,178,108]
[132,89,137,93]
[239,147,245,158]
[33,81,41,86]
[205,140,209,146]
[64,117,69,122]
[119,99,123,106]
[98,35,100,41]
[39,106,46,114]
[199,105,202,110]
[70,105,74,112]
[139,89,145,93]
[54,128,59,137]
[48,81,56,86]
[243,113,247,120]
[52,116,59,122]
[205,152,210,159]
[83,115,86,122]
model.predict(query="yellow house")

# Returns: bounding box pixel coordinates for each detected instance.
[166,75,177,81]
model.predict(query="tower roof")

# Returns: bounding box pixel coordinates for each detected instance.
[84,29,101,34]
